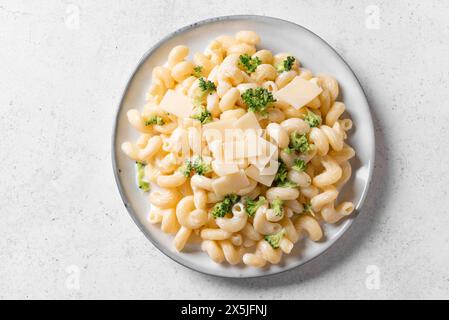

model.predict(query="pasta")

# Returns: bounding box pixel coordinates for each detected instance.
[122,31,357,267]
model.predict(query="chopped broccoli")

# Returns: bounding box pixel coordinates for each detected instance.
[144,116,165,126]
[211,194,240,218]
[194,78,216,105]
[304,111,321,128]
[245,196,266,217]
[280,181,298,188]
[283,147,294,154]
[239,54,262,73]
[136,162,150,192]
[274,159,297,188]
[264,229,285,249]
[178,159,194,177]
[276,56,295,73]
[303,203,316,217]
[192,157,212,176]
[191,107,212,124]
[271,198,284,216]
[292,159,307,172]
[241,87,276,115]
[192,65,203,78]
[179,157,211,177]
[198,77,216,93]
[274,159,288,186]
[289,132,311,154]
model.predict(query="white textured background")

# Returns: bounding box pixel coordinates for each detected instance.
[1,0,448,300]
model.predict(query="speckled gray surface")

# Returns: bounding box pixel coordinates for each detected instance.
[1,0,448,299]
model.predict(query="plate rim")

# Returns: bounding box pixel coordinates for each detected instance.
[111,14,376,279]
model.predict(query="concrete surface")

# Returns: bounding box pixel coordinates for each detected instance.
[0,0,448,299]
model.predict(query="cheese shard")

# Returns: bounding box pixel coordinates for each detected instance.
[234,112,261,132]
[208,140,223,160]
[222,133,276,161]
[242,129,262,158]
[274,76,322,109]
[223,139,247,161]
[159,89,194,119]
[247,137,278,169]
[212,170,250,196]
[212,160,239,176]
[203,119,235,143]
[259,159,280,176]
[245,165,276,187]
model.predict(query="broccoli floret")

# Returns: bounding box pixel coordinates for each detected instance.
[136,162,150,192]
[192,157,212,176]
[211,194,240,218]
[144,116,165,126]
[178,159,194,177]
[194,78,216,106]
[304,111,321,128]
[179,158,211,177]
[281,181,298,188]
[274,159,288,185]
[289,132,311,154]
[245,196,266,217]
[284,133,313,155]
[192,65,203,78]
[198,77,216,93]
[271,198,284,216]
[276,56,295,73]
[303,203,316,217]
[264,229,285,249]
[273,159,297,188]
[241,87,276,115]
[239,54,262,73]
[191,107,212,124]
[292,159,307,172]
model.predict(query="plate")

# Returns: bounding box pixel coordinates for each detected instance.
[112,15,375,278]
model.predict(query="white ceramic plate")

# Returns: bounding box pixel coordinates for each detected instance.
[112,15,375,278]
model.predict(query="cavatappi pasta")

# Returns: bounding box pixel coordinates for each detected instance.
[121,30,356,267]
